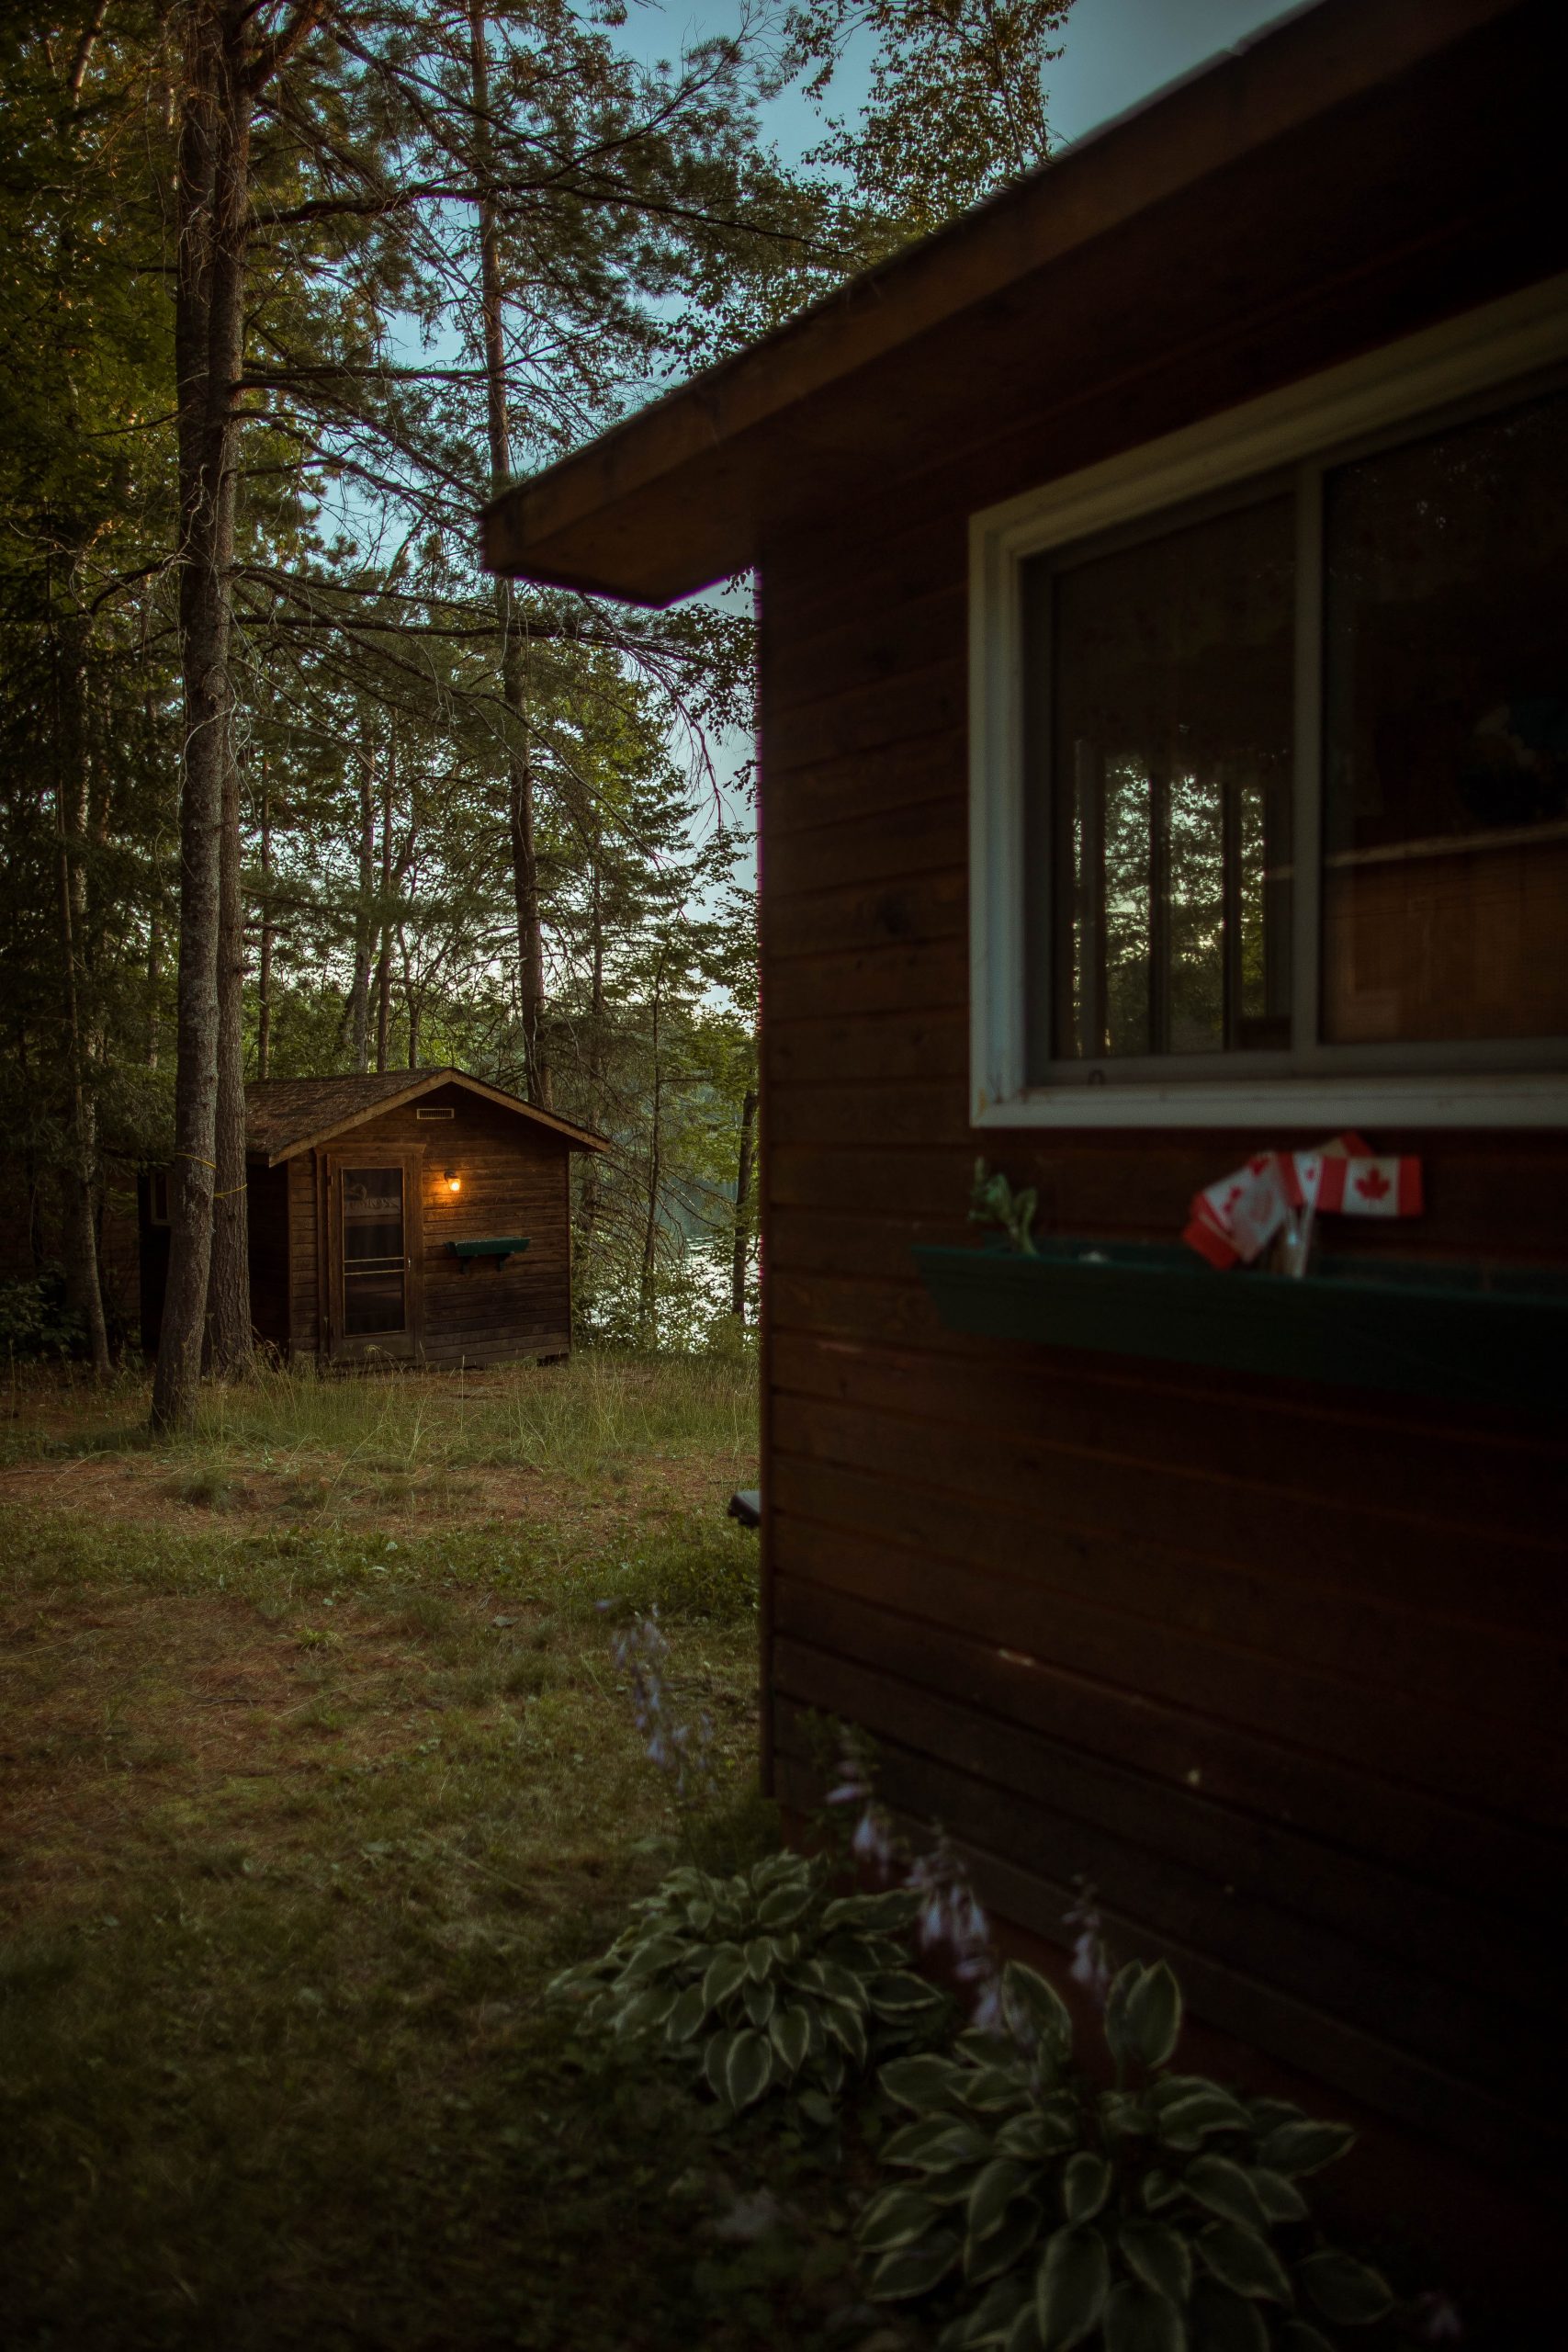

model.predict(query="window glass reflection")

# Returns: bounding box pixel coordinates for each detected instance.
[1039,493,1295,1065]
[1322,388,1568,1045]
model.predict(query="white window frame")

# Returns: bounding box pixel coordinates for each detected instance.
[969,272,1568,1130]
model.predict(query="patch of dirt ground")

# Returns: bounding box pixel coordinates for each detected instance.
[0,1588,525,1921]
[0,1448,741,1542]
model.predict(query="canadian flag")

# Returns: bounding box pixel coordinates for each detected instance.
[1183,1152,1298,1269]
[1183,1131,1421,1267]
[1299,1154,1424,1217]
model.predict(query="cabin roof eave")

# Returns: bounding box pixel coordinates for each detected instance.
[249,1069,609,1165]
[479,0,1548,606]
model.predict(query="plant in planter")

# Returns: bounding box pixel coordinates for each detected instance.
[971,1159,1039,1256]
[857,1954,1393,2350]
[547,1854,947,2127]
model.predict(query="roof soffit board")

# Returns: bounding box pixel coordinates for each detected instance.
[260,1069,608,1164]
[490,167,1557,605]
[480,0,1536,603]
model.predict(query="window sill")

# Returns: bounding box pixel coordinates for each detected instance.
[911,1240,1567,1411]
[970,1071,1568,1130]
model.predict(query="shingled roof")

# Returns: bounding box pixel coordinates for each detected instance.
[244,1069,606,1165]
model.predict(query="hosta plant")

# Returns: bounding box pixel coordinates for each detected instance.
[547,1849,946,2126]
[857,1955,1393,2351]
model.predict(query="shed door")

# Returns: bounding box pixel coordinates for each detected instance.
[328,1152,423,1362]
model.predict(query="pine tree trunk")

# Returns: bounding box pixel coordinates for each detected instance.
[375,726,393,1072]
[577,833,605,1260]
[730,1082,758,1322]
[506,706,548,1102]
[152,1,253,1434]
[639,958,664,1347]
[54,606,111,1376]
[469,0,548,1105]
[207,735,251,1375]
[349,736,373,1073]
[256,779,272,1080]
[146,898,163,1069]
[399,923,421,1069]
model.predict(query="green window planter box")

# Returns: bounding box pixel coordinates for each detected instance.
[445,1237,531,1272]
[911,1240,1568,1413]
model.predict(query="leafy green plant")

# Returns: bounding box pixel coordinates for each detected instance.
[970,1160,1038,1257]
[547,1850,946,2127]
[0,1272,84,1362]
[857,1955,1392,2351]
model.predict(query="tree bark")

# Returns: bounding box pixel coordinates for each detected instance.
[146,896,163,1069]
[54,606,112,1376]
[399,921,422,1069]
[152,0,322,1430]
[47,43,111,1376]
[468,0,548,1105]
[638,954,665,1346]
[349,729,374,1073]
[66,0,110,100]
[256,775,273,1080]
[375,721,393,1072]
[730,1082,758,1322]
[152,1,254,1433]
[577,820,605,1260]
[207,733,251,1375]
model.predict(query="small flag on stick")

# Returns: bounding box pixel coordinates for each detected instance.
[1182,1133,1420,1271]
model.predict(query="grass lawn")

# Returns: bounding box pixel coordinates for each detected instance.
[0,1352,873,2351]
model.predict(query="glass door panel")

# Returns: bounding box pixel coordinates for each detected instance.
[343,1166,406,1336]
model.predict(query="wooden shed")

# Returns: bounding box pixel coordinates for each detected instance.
[140,1069,604,1368]
[482,0,1566,2312]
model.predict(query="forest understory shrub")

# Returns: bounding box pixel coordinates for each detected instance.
[0,1272,85,1363]
[570,1661,1445,2352]
[858,1958,1393,2352]
[550,1853,948,2134]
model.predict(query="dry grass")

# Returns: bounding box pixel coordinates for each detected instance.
[0,1352,873,2352]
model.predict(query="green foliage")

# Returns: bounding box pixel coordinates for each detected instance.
[568,1519,759,1626]
[856,1957,1392,2349]
[0,1272,84,1361]
[0,1354,784,2350]
[549,1852,946,2127]
[784,0,1073,254]
[971,1159,1039,1256]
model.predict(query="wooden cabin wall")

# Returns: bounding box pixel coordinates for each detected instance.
[754,296,1568,2201]
[329,1091,572,1365]
[287,1156,319,1356]
[246,1160,291,1352]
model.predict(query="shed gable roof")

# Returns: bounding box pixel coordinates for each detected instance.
[244,1069,606,1166]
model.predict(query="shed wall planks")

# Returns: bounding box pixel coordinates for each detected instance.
[321,1091,573,1363]
[137,1082,579,1368]
[287,1155,319,1354]
[754,309,1568,2188]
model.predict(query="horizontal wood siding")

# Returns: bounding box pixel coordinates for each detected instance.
[288,1156,319,1357]
[755,283,1568,2193]
[322,1087,571,1365]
